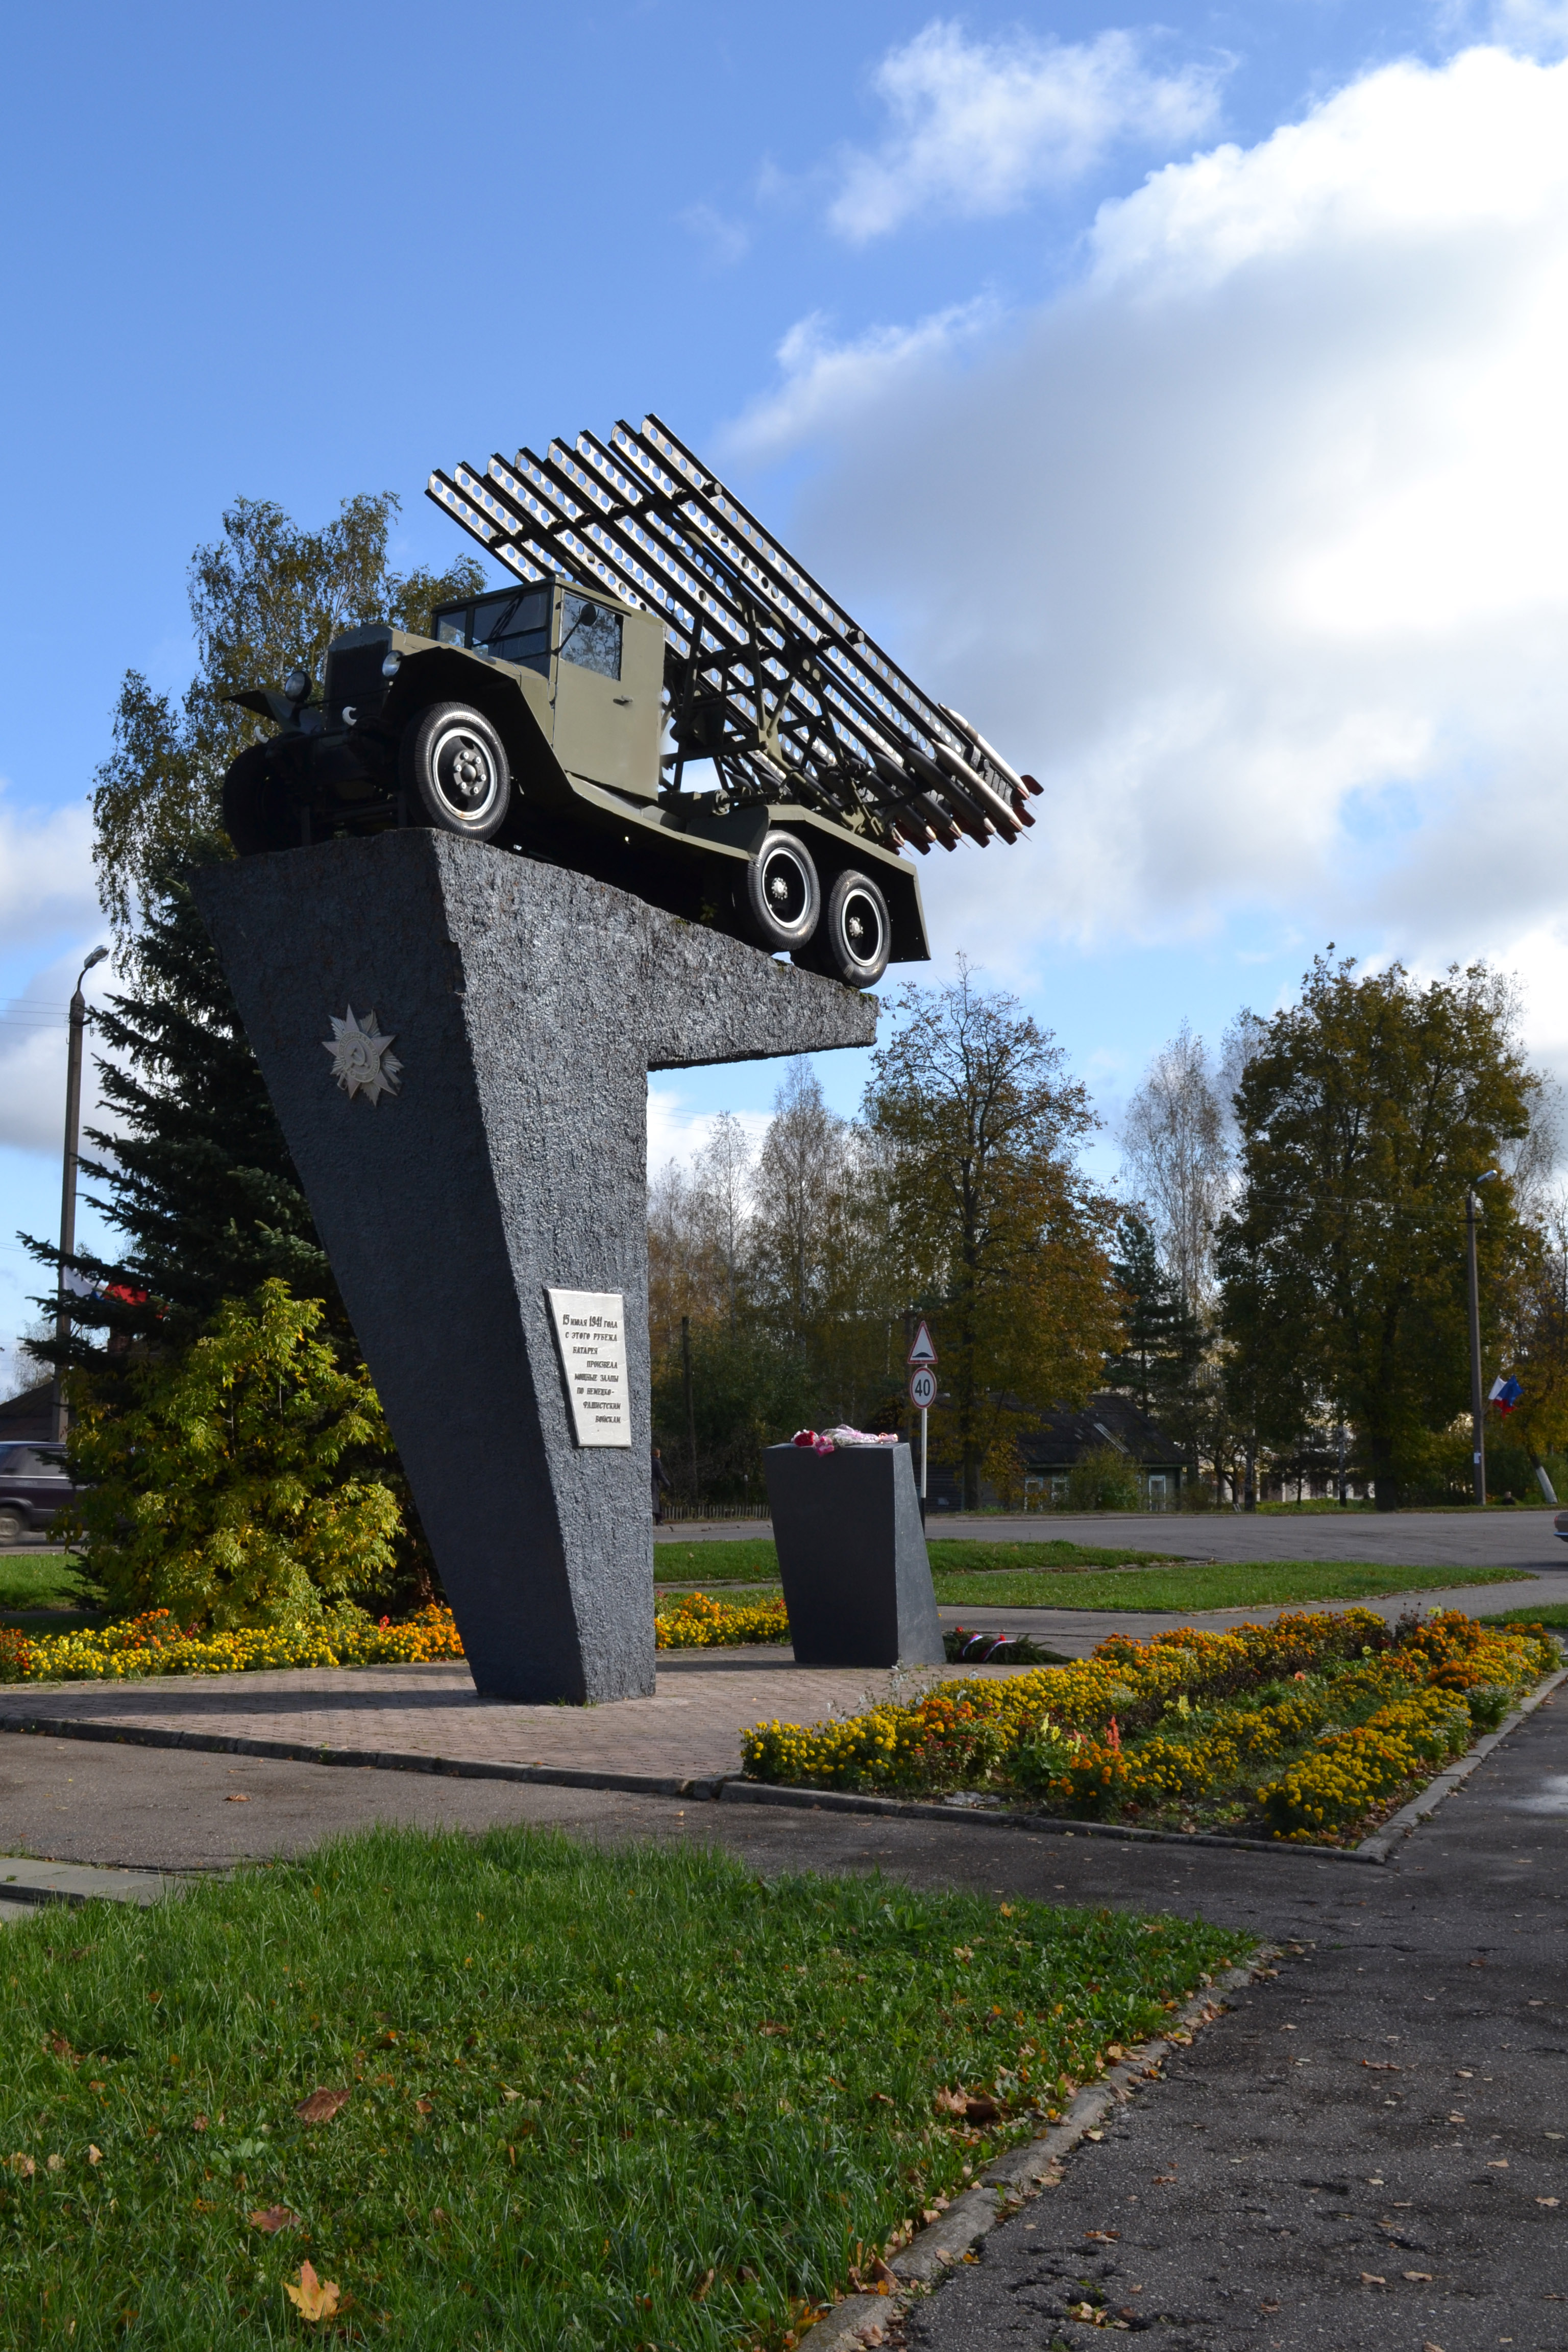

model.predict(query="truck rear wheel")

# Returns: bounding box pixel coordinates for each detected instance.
[795,868,891,987]
[222,743,297,855]
[734,829,820,953]
[400,703,511,839]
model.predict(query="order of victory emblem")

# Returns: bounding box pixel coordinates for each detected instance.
[323,1008,402,1106]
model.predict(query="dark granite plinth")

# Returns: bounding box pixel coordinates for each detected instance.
[762,1441,945,1668]
[195,832,877,1703]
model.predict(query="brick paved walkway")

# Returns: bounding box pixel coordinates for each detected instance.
[0,1652,1022,1796]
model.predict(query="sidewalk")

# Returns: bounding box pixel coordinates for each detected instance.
[1,1573,1559,1790]
[0,1651,1009,1796]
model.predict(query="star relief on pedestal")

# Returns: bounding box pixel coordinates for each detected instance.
[323,1007,402,1106]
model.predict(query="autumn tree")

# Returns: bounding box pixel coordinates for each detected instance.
[1218,954,1538,1509]
[863,968,1120,1507]
[92,492,481,941]
[1120,1019,1231,1313]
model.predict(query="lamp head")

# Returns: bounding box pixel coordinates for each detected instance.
[83,945,108,973]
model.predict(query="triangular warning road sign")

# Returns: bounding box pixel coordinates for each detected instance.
[907,1320,938,1365]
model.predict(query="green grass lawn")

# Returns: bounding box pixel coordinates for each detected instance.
[0,1825,1245,2350]
[653,1536,1201,1585]
[0,1550,96,1622]
[1480,1602,1568,1630]
[931,1559,1528,1613]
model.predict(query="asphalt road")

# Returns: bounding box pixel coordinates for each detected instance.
[655,1508,1568,1571]
[2,1684,1566,2344]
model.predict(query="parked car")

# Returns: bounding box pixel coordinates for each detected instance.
[0,1443,78,1544]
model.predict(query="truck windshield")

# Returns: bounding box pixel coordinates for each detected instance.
[434,589,550,673]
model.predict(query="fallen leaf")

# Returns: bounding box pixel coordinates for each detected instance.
[1538,2197,1561,2209]
[1260,2304,1280,2315]
[758,2021,789,2037]
[415,2098,433,2116]
[47,2033,80,2064]
[1424,2342,1446,2351]
[998,1903,1015,1917]
[1084,2229,1120,2242]
[282,2261,340,2322]
[294,2088,350,2125]
[1361,2059,1401,2071]
[1361,2272,1387,2285]
[87,2147,102,2166]
[934,2088,968,2115]
[691,2268,715,2304]
[226,1794,251,1803]
[1487,2160,1509,2170]
[46,2154,63,2172]
[963,2095,1002,2124]
[1404,2270,1434,2282]
[9,2155,35,2178]
[249,2206,299,2234]
[192,2115,208,2133]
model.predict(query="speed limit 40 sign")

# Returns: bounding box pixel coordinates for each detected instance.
[909,1364,938,1410]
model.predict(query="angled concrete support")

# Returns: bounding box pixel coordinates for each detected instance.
[195,832,876,1703]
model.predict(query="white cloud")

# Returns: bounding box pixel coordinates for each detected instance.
[742,45,1568,1075]
[0,789,97,951]
[679,202,750,267]
[0,952,119,1155]
[646,1085,771,1178]
[724,300,994,463]
[828,20,1223,243]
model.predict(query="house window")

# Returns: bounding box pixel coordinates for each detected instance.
[1146,1473,1168,1509]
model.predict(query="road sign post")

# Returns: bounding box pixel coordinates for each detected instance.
[908,1359,938,1519]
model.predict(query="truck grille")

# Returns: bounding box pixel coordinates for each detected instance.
[325,642,392,730]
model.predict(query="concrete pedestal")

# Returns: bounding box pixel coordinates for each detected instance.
[194,832,876,1704]
[762,1441,945,1667]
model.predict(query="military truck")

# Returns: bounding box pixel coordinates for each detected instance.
[222,414,1037,987]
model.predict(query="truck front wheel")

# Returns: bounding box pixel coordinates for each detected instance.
[222,743,297,855]
[795,868,891,987]
[400,704,511,839]
[735,829,820,953]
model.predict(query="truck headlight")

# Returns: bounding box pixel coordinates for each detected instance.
[284,666,312,703]
[381,650,402,679]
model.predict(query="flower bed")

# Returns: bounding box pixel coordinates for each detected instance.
[740,1608,1558,1845]
[0,1590,790,1684]
[654,1589,790,1648]
[0,1603,463,1684]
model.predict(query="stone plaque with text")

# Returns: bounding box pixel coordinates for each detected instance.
[547,1288,632,1446]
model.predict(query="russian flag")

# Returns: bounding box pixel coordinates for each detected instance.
[1488,1375,1524,1413]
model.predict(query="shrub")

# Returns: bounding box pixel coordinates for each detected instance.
[1065,1446,1142,1511]
[61,1280,402,1630]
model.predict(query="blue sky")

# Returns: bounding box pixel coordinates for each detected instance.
[4,0,1568,1371]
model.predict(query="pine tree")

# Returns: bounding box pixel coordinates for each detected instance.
[1104,1214,1197,1417]
[24,836,329,1363]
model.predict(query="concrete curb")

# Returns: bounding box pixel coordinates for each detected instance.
[719,1778,1387,1863]
[793,1952,1273,2351]
[1354,1661,1567,1860]
[0,1858,176,1909]
[0,1710,729,1801]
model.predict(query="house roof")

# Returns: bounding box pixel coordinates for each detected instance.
[0,1380,56,1443]
[1019,1391,1185,1472]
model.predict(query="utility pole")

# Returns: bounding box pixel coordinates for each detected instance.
[52,945,108,1444]
[1467,1172,1499,1509]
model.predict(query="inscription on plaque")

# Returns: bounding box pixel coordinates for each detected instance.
[546,1288,632,1447]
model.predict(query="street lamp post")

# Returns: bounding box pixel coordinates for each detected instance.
[51,946,108,1444]
[1466,1170,1500,1511]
